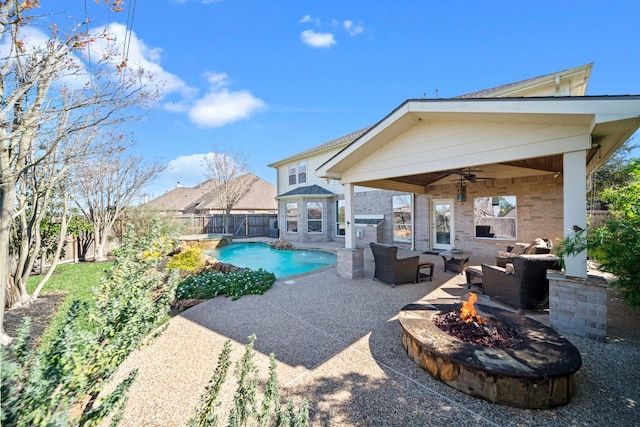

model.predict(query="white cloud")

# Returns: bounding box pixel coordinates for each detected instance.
[188,72,266,127]
[93,26,264,127]
[344,20,364,36]
[145,153,209,197]
[300,15,320,25]
[90,22,196,99]
[300,30,336,48]
[5,21,263,129]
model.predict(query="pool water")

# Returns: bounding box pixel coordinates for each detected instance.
[204,243,337,278]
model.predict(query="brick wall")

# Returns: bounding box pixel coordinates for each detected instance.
[548,272,608,341]
[276,174,564,258]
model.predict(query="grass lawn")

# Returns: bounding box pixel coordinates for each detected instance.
[26,261,113,348]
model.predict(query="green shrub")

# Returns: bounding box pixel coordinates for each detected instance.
[189,335,309,427]
[176,269,276,301]
[166,245,206,274]
[1,221,179,426]
[559,160,640,308]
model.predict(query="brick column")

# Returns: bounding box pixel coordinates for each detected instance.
[548,271,608,341]
[337,248,364,279]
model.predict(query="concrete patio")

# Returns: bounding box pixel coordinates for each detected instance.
[110,242,640,426]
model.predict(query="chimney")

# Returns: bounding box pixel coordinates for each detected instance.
[176,181,182,188]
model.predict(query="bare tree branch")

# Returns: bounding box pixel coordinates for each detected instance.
[201,147,259,234]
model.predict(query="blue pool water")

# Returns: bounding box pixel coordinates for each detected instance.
[204,243,337,278]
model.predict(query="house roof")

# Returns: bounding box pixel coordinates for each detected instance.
[277,184,335,198]
[143,186,211,211]
[267,126,372,168]
[194,175,277,211]
[269,64,594,169]
[144,174,276,212]
[315,95,640,193]
[457,63,593,98]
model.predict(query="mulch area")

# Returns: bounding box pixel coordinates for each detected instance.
[3,292,66,349]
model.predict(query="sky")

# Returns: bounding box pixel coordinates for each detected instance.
[34,1,640,199]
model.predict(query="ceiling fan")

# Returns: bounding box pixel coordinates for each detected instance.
[449,168,496,183]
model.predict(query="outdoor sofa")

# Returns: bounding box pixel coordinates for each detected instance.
[496,238,553,267]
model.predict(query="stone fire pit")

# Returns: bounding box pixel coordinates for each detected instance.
[399,300,582,409]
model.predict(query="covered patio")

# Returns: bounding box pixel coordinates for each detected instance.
[316,95,640,281]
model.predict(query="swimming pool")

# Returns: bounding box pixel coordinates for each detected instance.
[204,242,337,278]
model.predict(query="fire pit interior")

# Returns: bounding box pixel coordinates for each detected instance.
[399,296,582,409]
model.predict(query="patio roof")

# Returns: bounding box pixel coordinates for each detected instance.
[316,96,640,193]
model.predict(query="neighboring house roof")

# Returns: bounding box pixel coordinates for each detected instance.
[194,175,277,211]
[144,174,276,213]
[277,184,335,198]
[268,126,372,168]
[143,186,210,212]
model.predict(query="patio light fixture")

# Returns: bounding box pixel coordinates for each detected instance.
[456,180,467,203]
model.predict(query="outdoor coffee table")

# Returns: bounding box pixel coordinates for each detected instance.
[440,250,470,274]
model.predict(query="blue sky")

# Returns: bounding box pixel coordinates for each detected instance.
[39,1,640,198]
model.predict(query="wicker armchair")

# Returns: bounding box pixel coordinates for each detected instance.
[482,254,559,311]
[370,242,420,287]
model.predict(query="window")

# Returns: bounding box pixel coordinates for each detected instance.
[286,203,298,233]
[307,201,322,233]
[288,161,307,185]
[474,196,517,240]
[392,194,412,242]
[336,200,345,236]
[298,161,307,184]
[288,164,297,185]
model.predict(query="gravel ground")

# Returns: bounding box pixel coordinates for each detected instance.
[103,249,640,427]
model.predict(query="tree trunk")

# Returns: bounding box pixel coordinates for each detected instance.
[0,185,12,344]
[31,195,70,301]
[94,226,104,261]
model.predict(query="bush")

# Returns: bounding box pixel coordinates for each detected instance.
[1,221,179,426]
[559,160,640,308]
[176,268,277,301]
[190,335,309,427]
[166,245,206,274]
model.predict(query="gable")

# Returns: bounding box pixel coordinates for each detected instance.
[316,96,640,193]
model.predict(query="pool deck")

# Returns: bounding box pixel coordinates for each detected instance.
[110,239,640,426]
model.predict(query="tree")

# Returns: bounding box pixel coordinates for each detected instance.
[71,151,165,261]
[588,136,637,209]
[201,147,259,234]
[0,1,158,344]
[559,160,640,309]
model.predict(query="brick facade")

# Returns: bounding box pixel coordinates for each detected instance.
[277,174,564,259]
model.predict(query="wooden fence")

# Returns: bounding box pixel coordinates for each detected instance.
[588,210,611,230]
[175,214,278,238]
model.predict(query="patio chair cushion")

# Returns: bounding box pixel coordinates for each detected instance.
[497,238,552,267]
[525,238,549,254]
